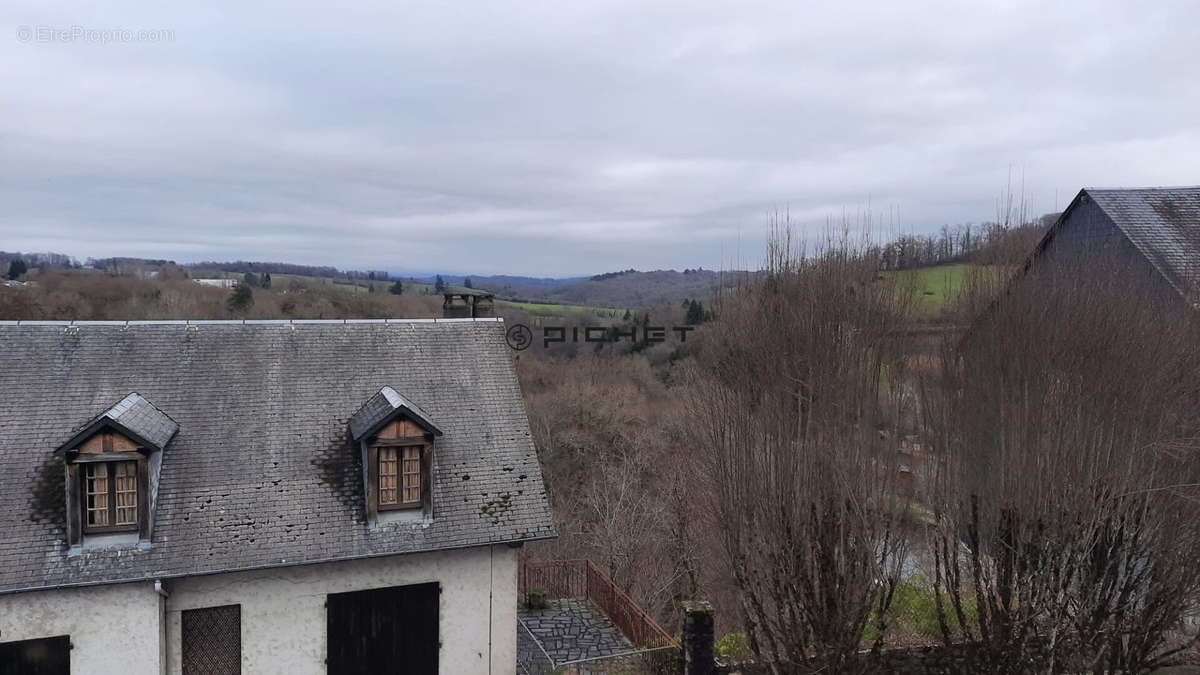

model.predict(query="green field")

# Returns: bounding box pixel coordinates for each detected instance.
[264,273,426,294]
[885,264,1019,315]
[240,273,622,315]
[496,299,625,317]
[233,273,623,316]
[892,264,971,314]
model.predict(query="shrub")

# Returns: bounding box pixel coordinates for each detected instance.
[226,284,253,311]
[715,632,751,661]
[884,575,976,640]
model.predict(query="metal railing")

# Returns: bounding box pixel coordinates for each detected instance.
[517,617,556,675]
[519,559,677,649]
[556,645,681,674]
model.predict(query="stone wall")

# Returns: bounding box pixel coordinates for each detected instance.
[713,642,1032,674]
[0,581,165,675]
[165,545,517,675]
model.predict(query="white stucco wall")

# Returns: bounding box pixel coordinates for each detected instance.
[164,544,517,675]
[0,581,164,675]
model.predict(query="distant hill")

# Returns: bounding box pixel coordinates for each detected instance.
[13,249,750,311]
[414,274,588,291]
[1,251,78,268]
[189,260,395,280]
[477,268,753,308]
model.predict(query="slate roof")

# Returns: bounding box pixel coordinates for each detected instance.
[349,386,443,441]
[0,319,556,594]
[1085,187,1200,299]
[58,392,179,453]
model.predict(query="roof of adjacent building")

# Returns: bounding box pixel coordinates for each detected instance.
[58,392,179,453]
[0,318,555,594]
[1081,186,1200,298]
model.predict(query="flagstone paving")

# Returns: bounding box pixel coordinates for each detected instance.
[518,597,633,665]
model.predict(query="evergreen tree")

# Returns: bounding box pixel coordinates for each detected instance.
[464,277,473,289]
[227,284,253,311]
[686,299,706,325]
[623,308,631,321]
[389,281,404,295]
[631,312,652,353]
[434,275,446,293]
[243,272,260,288]
[261,272,272,289]
[7,259,27,280]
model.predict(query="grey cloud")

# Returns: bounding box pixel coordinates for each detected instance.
[2,0,1198,275]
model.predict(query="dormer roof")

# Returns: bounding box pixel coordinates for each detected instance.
[349,386,443,441]
[57,392,179,454]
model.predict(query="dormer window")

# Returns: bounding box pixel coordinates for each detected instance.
[56,393,178,550]
[371,420,429,513]
[349,386,443,527]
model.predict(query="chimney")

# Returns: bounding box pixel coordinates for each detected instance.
[442,292,495,319]
[681,600,715,675]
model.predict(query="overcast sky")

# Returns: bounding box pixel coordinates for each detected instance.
[3,1,1198,276]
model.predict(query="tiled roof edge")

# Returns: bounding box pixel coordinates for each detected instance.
[1084,185,1200,192]
[1083,187,1198,302]
[0,531,558,597]
[0,318,505,327]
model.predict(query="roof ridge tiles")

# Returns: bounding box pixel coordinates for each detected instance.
[1085,185,1200,191]
[0,317,505,327]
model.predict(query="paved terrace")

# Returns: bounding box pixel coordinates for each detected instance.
[516,560,678,673]
[518,598,632,667]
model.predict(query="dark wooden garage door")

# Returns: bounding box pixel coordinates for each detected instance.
[326,582,439,674]
[0,635,70,675]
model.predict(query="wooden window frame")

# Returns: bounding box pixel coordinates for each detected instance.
[374,438,425,512]
[64,428,152,546]
[399,445,421,507]
[82,459,140,534]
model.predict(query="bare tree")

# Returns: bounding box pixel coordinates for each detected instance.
[581,441,666,591]
[924,254,1200,672]
[689,222,914,673]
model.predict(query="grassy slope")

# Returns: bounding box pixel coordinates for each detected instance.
[479,269,740,310]
[285,275,617,316]
[271,275,616,317]
[887,264,971,315]
[264,273,437,295]
[496,299,625,316]
[218,266,984,317]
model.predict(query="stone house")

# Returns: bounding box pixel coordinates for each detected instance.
[0,318,555,674]
[191,278,239,289]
